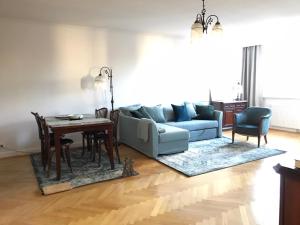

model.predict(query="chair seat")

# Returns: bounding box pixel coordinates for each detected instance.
[49,134,72,146]
[94,131,106,137]
[60,138,74,145]
[236,124,258,136]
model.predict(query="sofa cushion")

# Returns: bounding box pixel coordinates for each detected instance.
[163,106,175,122]
[157,124,189,143]
[236,124,258,135]
[184,102,197,119]
[171,104,190,122]
[144,105,166,123]
[195,105,215,120]
[165,120,218,131]
[130,107,152,119]
[119,104,142,116]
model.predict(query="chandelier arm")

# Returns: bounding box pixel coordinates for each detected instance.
[205,15,220,26]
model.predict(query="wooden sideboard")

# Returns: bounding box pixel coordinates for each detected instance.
[274,164,300,225]
[211,100,247,129]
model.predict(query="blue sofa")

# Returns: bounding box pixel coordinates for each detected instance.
[119,104,223,158]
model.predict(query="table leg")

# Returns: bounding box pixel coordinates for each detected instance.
[106,128,115,170]
[54,132,62,180]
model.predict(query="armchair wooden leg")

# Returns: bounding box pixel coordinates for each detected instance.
[246,136,249,141]
[264,135,268,144]
[258,135,261,148]
[232,131,235,144]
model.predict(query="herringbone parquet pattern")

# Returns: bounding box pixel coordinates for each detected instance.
[0,130,299,225]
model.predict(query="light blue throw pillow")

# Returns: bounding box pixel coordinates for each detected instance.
[184,102,197,119]
[143,105,166,123]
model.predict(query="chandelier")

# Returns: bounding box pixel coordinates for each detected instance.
[191,0,223,40]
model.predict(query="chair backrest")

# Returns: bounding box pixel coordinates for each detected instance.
[38,116,51,150]
[110,110,120,137]
[95,107,108,118]
[244,107,272,125]
[31,112,43,140]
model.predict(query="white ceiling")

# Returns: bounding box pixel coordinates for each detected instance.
[0,0,299,36]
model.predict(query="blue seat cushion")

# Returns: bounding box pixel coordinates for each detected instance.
[165,120,218,131]
[236,124,258,136]
[157,124,189,143]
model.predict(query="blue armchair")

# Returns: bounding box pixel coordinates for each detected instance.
[232,107,272,147]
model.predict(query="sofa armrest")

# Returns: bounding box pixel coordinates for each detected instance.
[213,110,223,138]
[119,114,159,158]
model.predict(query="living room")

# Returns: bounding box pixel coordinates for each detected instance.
[0,0,300,224]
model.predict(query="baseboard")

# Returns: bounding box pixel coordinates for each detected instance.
[0,141,82,159]
[270,126,300,133]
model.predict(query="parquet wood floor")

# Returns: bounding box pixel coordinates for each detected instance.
[0,129,299,225]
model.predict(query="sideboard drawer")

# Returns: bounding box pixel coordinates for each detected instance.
[224,104,235,110]
[235,103,247,112]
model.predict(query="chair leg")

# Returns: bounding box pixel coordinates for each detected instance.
[91,135,97,162]
[88,134,94,160]
[246,136,249,141]
[114,138,121,164]
[98,140,102,167]
[264,135,268,144]
[61,147,66,162]
[232,131,235,144]
[47,150,55,178]
[258,135,261,148]
[81,133,85,157]
[41,141,46,171]
[64,145,72,173]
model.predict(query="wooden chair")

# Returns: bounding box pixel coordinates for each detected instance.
[38,116,73,177]
[81,107,108,159]
[95,107,108,119]
[31,112,53,170]
[94,109,121,165]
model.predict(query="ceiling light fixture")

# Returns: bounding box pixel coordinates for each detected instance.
[191,0,223,40]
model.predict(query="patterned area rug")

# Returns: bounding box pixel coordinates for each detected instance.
[31,148,138,195]
[157,137,285,176]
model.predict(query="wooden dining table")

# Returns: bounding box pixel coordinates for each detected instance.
[45,114,115,180]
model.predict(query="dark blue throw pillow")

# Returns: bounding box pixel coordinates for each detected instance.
[195,105,215,120]
[171,104,190,122]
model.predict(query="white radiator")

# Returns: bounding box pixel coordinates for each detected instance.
[262,98,300,130]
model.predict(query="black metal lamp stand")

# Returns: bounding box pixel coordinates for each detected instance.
[95,66,114,111]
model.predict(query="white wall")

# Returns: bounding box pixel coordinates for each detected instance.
[0,18,242,150]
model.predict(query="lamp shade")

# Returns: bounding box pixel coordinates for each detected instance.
[95,75,105,84]
[212,21,223,33]
[191,21,203,41]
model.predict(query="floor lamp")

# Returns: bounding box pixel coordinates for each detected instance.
[95,66,114,111]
